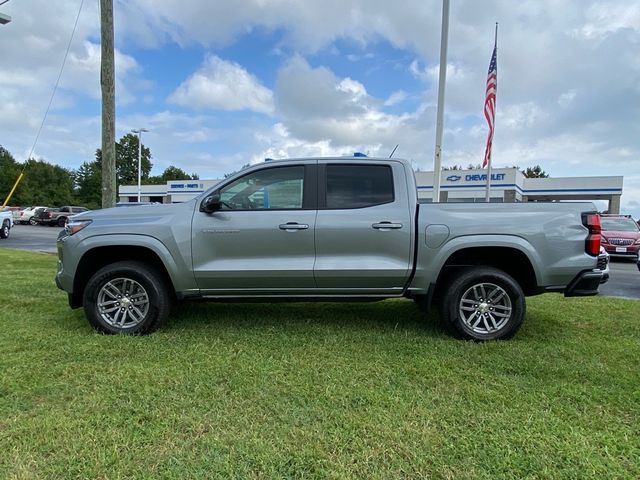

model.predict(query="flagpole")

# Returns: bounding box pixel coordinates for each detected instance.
[432,0,450,203]
[485,22,498,203]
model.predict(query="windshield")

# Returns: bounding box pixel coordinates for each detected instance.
[601,218,639,232]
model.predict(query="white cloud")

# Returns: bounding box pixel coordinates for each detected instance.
[384,90,408,107]
[168,55,274,114]
[274,56,429,151]
[578,3,640,39]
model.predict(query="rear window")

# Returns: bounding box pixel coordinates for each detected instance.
[326,165,394,209]
[601,218,639,232]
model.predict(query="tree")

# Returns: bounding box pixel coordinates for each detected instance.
[0,146,21,204]
[95,133,153,186]
[74,161,103,209]
[147,166,199,185]
[522,165,549,178]
[16,159,75,206]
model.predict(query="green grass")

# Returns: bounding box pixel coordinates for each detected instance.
[1,248,639,479]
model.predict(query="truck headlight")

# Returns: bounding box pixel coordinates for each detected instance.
[64,219,92,236]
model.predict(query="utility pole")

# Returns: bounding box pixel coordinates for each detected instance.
[432,0,450,203]
[100,0,116,208]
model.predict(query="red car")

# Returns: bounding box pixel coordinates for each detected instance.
[600,214,640,261]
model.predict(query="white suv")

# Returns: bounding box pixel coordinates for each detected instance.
[17,206,47,225]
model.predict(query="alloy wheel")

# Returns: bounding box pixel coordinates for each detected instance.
[458,282,512,335]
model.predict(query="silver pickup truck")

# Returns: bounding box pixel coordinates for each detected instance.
[56,157,603,340]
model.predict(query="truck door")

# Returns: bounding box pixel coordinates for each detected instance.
[314,162,413,293]
[192,163,318,293]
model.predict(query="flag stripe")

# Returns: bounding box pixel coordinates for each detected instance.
[483,44,497,168]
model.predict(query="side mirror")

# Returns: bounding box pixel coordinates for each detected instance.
[200,193,222,213]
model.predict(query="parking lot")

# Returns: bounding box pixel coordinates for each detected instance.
[1,223,60,254]
[1,223,638,299]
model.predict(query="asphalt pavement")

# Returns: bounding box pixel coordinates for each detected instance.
[1,224,638,299]
[0,223,60,254]
[598,258,640,300]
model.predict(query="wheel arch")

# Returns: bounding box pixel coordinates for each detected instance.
[434,245,539,300]
[70,244,178,308]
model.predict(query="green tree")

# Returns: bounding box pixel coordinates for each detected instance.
[14,159,75,206]
[0,146,21,204]
[147,165,199,185]
[95,133,153,186]
[74,160,103,209]
[522,165,549,178]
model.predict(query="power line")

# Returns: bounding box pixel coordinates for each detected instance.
[24,0,85,165]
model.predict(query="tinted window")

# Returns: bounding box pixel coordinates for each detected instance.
[220,166,304,210]
[326,165,394,209]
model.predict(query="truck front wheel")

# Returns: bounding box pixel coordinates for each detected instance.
[441,267,525,340]
[0,221,10,239]
[83,261,171,334]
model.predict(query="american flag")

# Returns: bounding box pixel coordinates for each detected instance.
[482,42,497,168]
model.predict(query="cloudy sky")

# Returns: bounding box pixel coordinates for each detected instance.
[1,0,639,216]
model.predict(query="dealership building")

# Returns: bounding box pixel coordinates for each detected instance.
[119,167,624,214]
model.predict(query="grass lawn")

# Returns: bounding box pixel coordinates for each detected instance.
[1,248,639,479]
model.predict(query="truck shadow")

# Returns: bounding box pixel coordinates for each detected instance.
[167,299,446,337]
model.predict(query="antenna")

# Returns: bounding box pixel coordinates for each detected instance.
[389,144,399,158]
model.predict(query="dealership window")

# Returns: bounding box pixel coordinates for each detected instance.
[326,164,394,209]
[150,196,164,203]
[128,196,137,202]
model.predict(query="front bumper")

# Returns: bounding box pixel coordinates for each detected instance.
[602,244,639,258]
[564,270,603,297]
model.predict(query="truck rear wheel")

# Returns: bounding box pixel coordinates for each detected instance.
[441,267,525,340]
[83,261,171,335]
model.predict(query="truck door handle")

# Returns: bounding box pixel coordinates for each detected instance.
[372,222,403,230]
[279,222,309,231]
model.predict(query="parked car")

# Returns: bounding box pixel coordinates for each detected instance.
[5,206,25,223]
[17,206,48,225]
[600,214,640,262]
[56,156,604,340]
[36,206,89,227]
[0,209,13,239]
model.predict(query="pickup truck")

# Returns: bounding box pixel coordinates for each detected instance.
[55,157,603,340]
[1,209,13,239]
[36,206,89,227]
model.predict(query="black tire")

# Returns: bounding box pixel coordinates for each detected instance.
[57,217,67,227]
[29,218,37,226]
[440,267,525,341]
[83,261,171,335]
[0,222,9,239]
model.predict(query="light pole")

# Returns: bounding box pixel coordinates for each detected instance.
[131,128,148,202]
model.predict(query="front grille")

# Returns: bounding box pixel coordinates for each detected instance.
[597,256,607,270]
[608,238,633,246]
